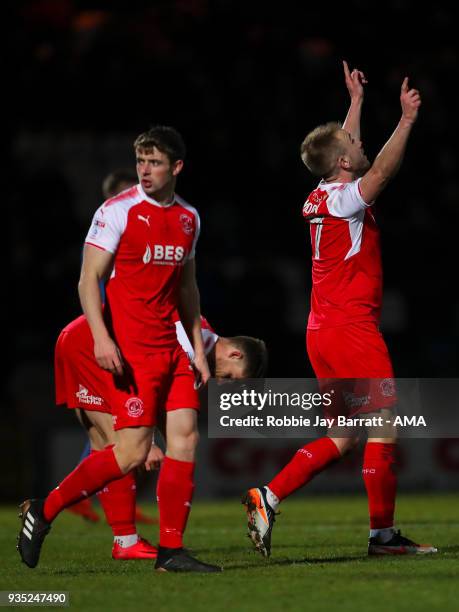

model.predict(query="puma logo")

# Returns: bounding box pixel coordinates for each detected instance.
[138,214,150,227]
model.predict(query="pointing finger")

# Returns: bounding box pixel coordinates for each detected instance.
[112,359,123,376]
[401,77,409,93]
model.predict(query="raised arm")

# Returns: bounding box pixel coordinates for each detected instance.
[79,244,123,375]
[342,60,367,140]
[178,258,210,386]
[359,77,421,204]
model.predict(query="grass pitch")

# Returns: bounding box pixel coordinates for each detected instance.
[1,494,458,612]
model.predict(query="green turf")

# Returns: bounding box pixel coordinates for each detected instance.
[1,494,458,612]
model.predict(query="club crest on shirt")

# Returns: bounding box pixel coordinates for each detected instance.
[180,214,193,235]
[380,378,396,397]
[125,397,144,418]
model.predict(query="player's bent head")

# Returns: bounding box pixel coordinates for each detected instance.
[300,121,345,178]
[228,336,268,379]
[102,168,137,199]
[134,125,186,164]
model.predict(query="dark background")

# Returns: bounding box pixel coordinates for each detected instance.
[4,1,458,499]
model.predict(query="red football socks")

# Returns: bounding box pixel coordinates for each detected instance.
[268,437,341,500]
[157,456,195,549]
[43,446,123,523]
[96,450,137,536]
[362,442,397,529]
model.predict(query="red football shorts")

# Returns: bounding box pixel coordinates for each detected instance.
[109,346,200,430]
[306,321,396,415]
[55,315,200,429]
[55,315,111,413]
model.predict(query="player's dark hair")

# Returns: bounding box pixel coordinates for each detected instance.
[134,125,186,163]
[230,336,268,378]
[300,121,345,178]
[102,168,137,199]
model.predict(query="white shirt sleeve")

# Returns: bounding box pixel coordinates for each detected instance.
[326,179,371,218]
[187,209,200,260]
[175,319,219,360]
[84,203,127,254]
[175,321,195,360]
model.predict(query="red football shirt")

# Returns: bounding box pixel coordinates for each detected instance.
[302,178,382,330]
[85,184,200,355]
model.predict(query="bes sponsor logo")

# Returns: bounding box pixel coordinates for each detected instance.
[142,244,186,265]
[125,397,144,418]
[76,385,103,406]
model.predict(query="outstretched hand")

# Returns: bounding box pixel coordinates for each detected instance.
[343,60,367,100]
[400,77,421,124]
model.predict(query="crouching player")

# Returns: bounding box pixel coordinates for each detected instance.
[54,313,267,560]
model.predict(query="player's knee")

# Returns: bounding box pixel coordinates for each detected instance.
[346,436,360,453]
[178,429,199,452]
[330,436,359,455]
[89,426,110,449]
[189,429,200,451]
[167,428,199,459]
[114,442,149,472]
[368,434,398,444]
